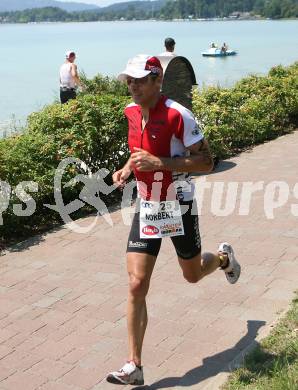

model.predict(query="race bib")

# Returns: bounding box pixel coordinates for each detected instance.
[140,200,184,239]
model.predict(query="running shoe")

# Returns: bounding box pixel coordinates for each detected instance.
[106,361,144,385]
[218,242,241,284]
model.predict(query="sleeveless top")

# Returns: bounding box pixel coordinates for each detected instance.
[60,63,76,89]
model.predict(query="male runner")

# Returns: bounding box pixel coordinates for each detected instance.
[106,54,241,385]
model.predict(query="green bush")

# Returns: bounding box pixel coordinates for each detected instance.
[27,94,130,172]
[80,72,129,97]
[192,62,298,159]
[0,93,130,242]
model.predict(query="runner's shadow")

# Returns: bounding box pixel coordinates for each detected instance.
[211,160,237,174]
[192,160,236,177]
[132,320,266,389]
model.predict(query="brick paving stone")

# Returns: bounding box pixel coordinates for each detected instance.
[216,303,250,320]
[175,339,218,359]
[6,304,33,320]
[265,278,298,294]
[151,319,196,338]
[59,366,102,389]
[0,298,23,315]
[92,321,117,336]
[159,352,204,375]
[1,130,298,389]
[157,335,185,351]
[0,346,13,360]
[269,262,298,281]
[239,308,276,323]
[5,318,47,336]
[7,335,46,353]
[26,358,73,381]
[183,325,223,344]
[242,296,289,315]
[91,307,125,323]
[0,350,36,371]
[0,370,48,390]
[57,347,89,365]
[262,287,296,301]
[14,352,44,371]
[33,296,62,309]
[0,363,16,382]
[92,337,126,356]
[46,287,73,299]
[49,300,88,316]
[78,351,110,370]
[182,308,219,325]
[142,345,176,368]
[30,339,74,360]
[39,380,84,390]
[0,329,18,344]
[90,380,129,390]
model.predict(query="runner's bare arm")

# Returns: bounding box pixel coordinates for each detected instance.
[131,140,213,173]
[112,157,133,188]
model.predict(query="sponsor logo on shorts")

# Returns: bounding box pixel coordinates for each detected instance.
[142,225,159,235]
[128,241,148,248]
[160,223,183,235]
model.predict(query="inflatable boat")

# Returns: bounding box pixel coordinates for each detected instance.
[202,48,237,57]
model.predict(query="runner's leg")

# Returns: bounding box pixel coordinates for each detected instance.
[172,200,228,282]
[178,252,224,283]
[106,210,161,385]
[127,252,156,365]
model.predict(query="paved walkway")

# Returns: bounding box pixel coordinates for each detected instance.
[0,131,298,390]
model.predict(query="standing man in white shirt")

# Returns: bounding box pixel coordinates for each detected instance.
[159,37,177,56]
[59,51,81,104]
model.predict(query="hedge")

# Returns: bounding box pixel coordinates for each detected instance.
[0,63,297,245]
[192,62,298,158]
[0,93,130,243]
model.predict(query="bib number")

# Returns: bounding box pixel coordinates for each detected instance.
[140,200,184,239]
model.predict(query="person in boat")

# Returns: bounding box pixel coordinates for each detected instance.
[210,42,217,48]
[221,43,228,53]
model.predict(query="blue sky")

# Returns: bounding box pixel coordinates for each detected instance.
[58,0,131,7]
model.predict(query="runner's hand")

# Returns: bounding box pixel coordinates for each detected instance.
[112,168,131,189]
[131,147,161,171]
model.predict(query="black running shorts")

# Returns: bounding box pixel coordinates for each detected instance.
[60,89,76,104]
[127,200,201,260]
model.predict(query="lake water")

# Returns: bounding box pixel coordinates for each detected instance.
[0,20,297,135]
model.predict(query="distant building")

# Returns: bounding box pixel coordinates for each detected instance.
[228,11,252,19]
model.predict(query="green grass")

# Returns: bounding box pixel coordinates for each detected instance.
[222,292,298,390]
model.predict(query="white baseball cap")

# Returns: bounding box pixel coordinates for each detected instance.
[65,50,76,59]
[118,54,163,81]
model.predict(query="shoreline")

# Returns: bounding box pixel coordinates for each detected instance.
[1,17,298,25]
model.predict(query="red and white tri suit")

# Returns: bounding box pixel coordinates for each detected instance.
[125,95,204,202]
